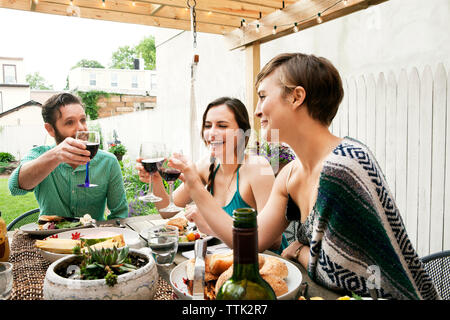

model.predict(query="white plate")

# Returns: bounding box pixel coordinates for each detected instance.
[39,227,144,263]
[169,253,302,300]
[139,226,214,248]
[20,222,94,236]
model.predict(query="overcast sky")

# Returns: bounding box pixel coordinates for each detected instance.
[0,7,164,90]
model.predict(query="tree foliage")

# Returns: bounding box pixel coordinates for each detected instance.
[135,36,156,70]
[110,36,156,70]
[110,45,137,69]
[71,59,105,69]
[26,72,54,90]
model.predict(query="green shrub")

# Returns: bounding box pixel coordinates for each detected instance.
[0,152,15,163]
[120,159,182,217]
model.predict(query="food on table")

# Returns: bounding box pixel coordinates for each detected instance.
[35,231,125,254]
[38,215,65,224]
[166,217,202,243]
[208,251,234,275]
[37,214,95,230]
[80,234,125,253]
[184,252,289,300]
[35,239,81,254]
[79,214,95,225]
[166,217,188,231]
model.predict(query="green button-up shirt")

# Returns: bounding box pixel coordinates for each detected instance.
[8,145,128,221]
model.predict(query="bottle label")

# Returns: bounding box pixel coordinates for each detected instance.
[233,227,258,264]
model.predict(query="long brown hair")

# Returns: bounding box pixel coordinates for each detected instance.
[256,53,344,126]
[201,97,251,193]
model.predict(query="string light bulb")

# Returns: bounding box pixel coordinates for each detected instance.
[102,0,105,7]
[316,12,323,23]
[132,1,136,6]
[241,19,247,27]
[256,23,260,33]
[343,0,348,5]
[272,25,277,35]
[293,22,299,32]
[70,0,73,5]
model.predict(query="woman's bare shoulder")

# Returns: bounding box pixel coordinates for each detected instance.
[241,154,274,178]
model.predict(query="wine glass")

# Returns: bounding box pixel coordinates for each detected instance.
[139,142,165,203]
[157,148,183,213]
[76,130,100,188]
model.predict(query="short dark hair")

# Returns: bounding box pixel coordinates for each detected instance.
[41,93,83,128]
[256,53,344,126]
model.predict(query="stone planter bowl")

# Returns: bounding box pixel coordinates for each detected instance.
[43,248,158,300]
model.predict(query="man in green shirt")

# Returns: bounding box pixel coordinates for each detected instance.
[8,93,128,221]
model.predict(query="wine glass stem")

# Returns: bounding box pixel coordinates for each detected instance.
[149,174,154,195]
[85,162,90,186]
[168,182,174,205]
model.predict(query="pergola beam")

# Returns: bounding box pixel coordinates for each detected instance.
[224,0,389,50]
[0,0,235,34]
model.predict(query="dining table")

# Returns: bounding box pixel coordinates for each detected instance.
[6,213,341,300]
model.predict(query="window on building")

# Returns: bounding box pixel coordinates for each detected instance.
[3,64,17,84]
[89,73,96,86]
[151,74,157,91]
[131,75,138,88]
[111,73,118,87]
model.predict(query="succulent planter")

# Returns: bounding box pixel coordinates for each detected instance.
[43,248,158,300]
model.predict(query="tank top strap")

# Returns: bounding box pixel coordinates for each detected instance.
[236,165,241,193]
[210,163,221,195]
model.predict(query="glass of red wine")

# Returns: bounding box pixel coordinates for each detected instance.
[76,130,100,188]
[139,142,165,203]
[157,148,183,213]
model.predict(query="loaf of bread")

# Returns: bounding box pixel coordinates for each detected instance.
[259,255,289,279]
[186,251,289,299]
[186,255,219,282]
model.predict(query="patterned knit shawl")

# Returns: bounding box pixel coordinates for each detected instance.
[307,137,439,300]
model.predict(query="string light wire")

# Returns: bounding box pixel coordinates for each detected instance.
[240,0,349,33]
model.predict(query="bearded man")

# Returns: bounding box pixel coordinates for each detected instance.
[8,93,128,221]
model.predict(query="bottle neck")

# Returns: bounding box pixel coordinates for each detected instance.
[232,226,259,278]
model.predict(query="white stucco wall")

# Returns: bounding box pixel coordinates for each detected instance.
[260,0,450,79]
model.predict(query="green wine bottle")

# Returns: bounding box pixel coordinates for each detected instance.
[216,208,276,300]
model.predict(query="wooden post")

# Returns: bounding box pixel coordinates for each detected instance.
[245,42,260,146]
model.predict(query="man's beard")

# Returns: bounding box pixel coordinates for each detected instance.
[53,126,71,144]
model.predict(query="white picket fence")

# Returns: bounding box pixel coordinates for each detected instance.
[330,63,449,257]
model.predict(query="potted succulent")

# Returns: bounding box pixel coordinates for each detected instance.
[108,143,127,161]
[43,246,158,300]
